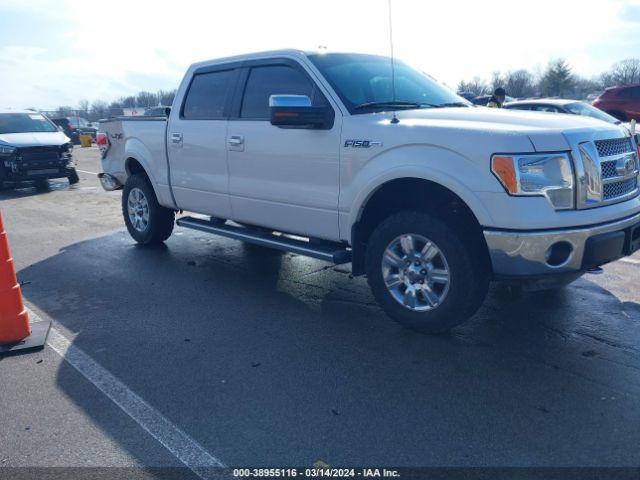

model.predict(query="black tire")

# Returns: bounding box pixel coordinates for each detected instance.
[122,173,175,245]
[34,178,49,190]
[366,211,489,334]
[67,169,80,185]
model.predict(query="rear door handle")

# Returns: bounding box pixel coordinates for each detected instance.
[171,132,183,144]
[228,135,244,145]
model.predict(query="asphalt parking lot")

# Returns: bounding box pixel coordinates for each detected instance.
[1,147,640,476]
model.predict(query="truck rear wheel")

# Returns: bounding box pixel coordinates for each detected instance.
[365,211,489,333]
[122,173,175,245]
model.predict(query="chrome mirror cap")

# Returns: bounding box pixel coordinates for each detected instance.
[269,94,312,108]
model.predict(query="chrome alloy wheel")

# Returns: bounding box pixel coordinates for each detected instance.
[382,234,451,311]
[127,187,150,232]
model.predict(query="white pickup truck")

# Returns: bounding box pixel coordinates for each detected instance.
[98,50,640,333]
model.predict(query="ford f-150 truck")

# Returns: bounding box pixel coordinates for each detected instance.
[98,50,640,333]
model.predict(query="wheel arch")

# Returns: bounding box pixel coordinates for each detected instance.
[350,176,492,276]
[123,156,165,205]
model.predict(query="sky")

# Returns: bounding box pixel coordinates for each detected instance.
[1,0,640,110]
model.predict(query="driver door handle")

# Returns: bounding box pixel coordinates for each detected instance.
[228,135,244,151]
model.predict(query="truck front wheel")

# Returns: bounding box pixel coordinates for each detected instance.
[122,174,175,245]
[365,211,489,333]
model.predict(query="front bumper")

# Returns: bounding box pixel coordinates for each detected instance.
[484,212,640,278]
[1,166,76,182]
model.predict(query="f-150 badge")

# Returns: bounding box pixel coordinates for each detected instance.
[344,139,383,148]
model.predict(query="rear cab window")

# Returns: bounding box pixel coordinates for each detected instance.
[182,69,237,119]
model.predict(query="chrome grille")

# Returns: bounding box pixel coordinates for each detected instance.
[595,138,633,157]
[603,177,638,200]
[601,160,618,179]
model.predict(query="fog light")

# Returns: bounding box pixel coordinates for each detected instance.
[545,241,573,267]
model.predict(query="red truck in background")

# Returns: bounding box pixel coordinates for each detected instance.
[593,84,640,122]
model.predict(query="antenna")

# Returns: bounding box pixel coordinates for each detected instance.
[387,0,399,124]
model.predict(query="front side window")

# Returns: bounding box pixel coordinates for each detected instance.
[240,65,324,119]
[183,69,236,119]
[308,53,467,113]
[0,113,58,134]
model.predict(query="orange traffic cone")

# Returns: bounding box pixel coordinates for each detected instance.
[0,210,50,354]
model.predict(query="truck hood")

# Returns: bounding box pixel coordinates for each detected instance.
[0,131,70,148]
[393,106,625,151]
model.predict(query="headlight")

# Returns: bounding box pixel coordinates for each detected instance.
[491,153,575,210]
[0,145,16,156]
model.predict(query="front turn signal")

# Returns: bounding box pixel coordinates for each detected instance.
[491,156,518,194]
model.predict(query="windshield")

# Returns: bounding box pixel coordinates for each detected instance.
[308,53,468,113]
[0,113,58,134]
[565,102,619,124]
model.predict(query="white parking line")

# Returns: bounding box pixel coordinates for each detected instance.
[621,258,640,265]
[38,313,225,478]
[76,169,99,175]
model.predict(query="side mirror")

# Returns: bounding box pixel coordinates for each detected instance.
[269,95,333,130]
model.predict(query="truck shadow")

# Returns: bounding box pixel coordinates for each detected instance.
[0,179,75,199]
[16,229,640,467]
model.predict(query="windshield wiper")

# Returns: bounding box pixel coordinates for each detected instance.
[435,102,470,108]
[353,101,434,110]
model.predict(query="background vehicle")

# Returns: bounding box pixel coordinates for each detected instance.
[505,98,624,123]
[506,99,638,143]
[472,94,515,106]
[592,84,640,121]
[0,110,79,189]
[51,116,96,144]
[98,50,640,334]
[143,106,171,116]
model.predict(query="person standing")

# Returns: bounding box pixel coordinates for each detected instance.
[487,87,506,108]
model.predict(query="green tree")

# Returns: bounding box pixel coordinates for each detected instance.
[539,59,575,97]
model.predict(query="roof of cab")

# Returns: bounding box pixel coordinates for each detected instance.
[188,49,391,70]
[189,49,310,70]
[0,109,41,115]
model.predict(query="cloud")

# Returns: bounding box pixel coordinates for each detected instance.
[2,0,640,109]
[619,0,640,22]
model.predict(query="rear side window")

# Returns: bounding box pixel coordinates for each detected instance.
[240,65,325,119]
[618,87,640,99]
[183,69,236,119]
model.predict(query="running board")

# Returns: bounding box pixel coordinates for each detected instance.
[176,217,351,264]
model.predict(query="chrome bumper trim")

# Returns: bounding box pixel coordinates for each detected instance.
[484,212,640,276]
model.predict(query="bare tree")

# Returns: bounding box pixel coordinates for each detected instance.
[89,101,109,121]
[490,71,505,92]
[602,58,640,87]
[157,89,177,106]
[78,99,90,115]
[136,91,159,107]
[457,77,490,97]
[504,70,536,98]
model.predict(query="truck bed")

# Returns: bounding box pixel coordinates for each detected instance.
[98,116,174,207]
